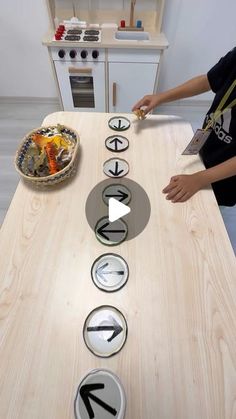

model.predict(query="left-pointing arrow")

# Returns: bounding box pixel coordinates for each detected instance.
[80,383,117,418]
[97,222,126,241]
[96,262,124,282]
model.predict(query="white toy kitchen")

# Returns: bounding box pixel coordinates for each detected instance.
[43,0,168,113]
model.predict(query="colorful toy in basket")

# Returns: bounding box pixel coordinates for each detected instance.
[15,124,79,185]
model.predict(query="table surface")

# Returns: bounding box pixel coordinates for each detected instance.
[0,112,235,419]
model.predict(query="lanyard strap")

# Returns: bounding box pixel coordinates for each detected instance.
[204,79,236,131]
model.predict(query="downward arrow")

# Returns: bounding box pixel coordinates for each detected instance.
[109,161,124,177]
[112,119,126,130]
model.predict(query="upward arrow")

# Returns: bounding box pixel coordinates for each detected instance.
[109,137,123,151]
[80,383,117,419]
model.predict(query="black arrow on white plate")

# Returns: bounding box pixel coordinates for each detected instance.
[109,161,124,177]
[80,383,117,418]
[109,137,123,151]
[96,262,124,282]
[97,221,126,241]
[118,119,124,130]
[87,317,123,342]
[105,189,129,202]
[112,119,126,131]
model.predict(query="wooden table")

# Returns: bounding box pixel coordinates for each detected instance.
[0,112,235,419]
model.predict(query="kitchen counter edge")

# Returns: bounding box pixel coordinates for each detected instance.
[42,28,169,50]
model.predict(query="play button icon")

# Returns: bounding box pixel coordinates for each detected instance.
[85,178,151,242]
[109,198,131,222]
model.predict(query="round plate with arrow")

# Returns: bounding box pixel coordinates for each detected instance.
[108,116,130,132]
[103,158,129,179]
[95,216,128,246]
[91,253,129,292]
[102,184,131,206]
[105,135,129,152]
[83,305,128,358]
[74,369,126,419]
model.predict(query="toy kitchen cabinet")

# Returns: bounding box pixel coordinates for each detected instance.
[108,48,161,113]
[43,0,168,113]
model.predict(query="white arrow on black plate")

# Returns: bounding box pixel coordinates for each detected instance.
[80,383,117,418]
[87,316,123,342]
[96,262,124,282]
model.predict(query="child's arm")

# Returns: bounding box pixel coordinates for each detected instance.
[162,156,236,203]
[132,75,211,115]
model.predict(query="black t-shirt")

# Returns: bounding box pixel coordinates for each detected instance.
[200,47,236,206]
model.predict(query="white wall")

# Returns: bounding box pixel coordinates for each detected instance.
[0,0,57,97]
[58,0,157,12]
[159,0,236,100]
[1,0,236,99]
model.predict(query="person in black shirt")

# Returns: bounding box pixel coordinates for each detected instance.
[132,47,236,251]
[200,48,236,206]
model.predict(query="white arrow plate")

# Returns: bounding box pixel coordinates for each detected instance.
[83,305,128,357]
[102,184,131,206]
[95,216,128,246]
[74,369,126,419]
[108,116,130,132]
[105,135,129,152]
[91,253,129,292]
[103,158,129,178]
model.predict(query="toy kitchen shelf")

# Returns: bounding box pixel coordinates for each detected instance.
[43,0,168,113]
[46,0,166,32]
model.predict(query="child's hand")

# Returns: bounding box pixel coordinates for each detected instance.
[162,173,204,203]
[132,94,160,116]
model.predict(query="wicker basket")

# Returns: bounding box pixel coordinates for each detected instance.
[15,125,80,186]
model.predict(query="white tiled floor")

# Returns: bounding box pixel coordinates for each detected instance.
[0,99,235,254]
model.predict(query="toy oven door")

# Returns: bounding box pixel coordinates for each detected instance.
[54,61,106,112]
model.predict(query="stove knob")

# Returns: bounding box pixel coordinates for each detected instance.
[92,50,99,59]
[81,50,88,59]
[58,49,65,59]
[70,50,77,59]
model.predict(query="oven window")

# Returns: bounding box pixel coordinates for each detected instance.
[69,76,95,108]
